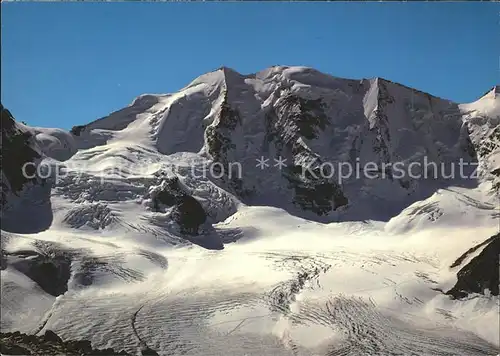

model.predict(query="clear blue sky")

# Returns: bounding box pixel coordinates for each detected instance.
[2,2,498,129]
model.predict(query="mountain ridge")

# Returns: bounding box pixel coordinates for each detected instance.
[69,66,492,132]
[1,66,499,355]
[2,66,499,229]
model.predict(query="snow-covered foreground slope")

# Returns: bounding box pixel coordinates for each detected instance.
[1,66,499,355]
[1,208,499,355]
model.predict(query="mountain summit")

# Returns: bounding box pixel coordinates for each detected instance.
[1,66,499,235]
[1,66,499,355]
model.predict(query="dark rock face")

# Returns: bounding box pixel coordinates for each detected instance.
[447,233,500,299]
[1,105,54,233]
[42,330,62,344]
[153,176,207,235]
[272,93,330,141]
[204,91,252,198]
[0,330,131,355]
[284,164,347,215]
[172,195,207,235]
[369,80,394,165]
[69,124,86,136]
[476,125,500,159]
[153,176,184,210]
[1,249,7,270]
[0,104,41,206]
[205,91,240,163]
[69,94,160,139]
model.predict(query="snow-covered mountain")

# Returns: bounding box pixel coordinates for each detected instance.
[1,66,499,355]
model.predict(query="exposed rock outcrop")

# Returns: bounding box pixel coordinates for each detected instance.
[1,105,55,233]
[0,330,131,355]
[0,104,41,207]
[269,93,348,214]
[5,247,72,297]
[153,176,207,235]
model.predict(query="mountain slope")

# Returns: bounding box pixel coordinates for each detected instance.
[2,65,499,243]
[1,66,499,355]
[2,65,499,253]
